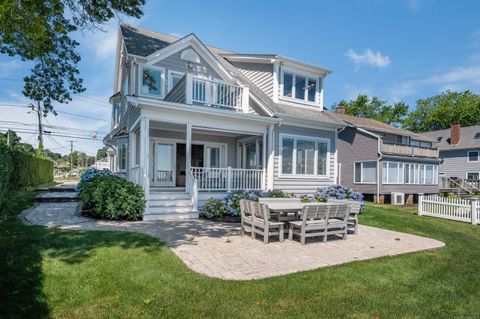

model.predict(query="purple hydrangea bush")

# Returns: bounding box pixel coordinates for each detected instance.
[201,189,293,218]
[301,185,365,210]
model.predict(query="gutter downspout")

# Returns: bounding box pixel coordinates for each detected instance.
[336,126,347,184]
[377,137,383,204]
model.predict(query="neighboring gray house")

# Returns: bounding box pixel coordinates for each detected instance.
[332,107,440,204]
[104,24,345,220]
[422,124,480,180]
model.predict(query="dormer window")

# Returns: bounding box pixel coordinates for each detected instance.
[140,65,164,98]
[281,70,318,103]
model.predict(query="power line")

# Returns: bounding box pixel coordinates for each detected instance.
[0,128,105,141]
[0,120,108,134]
[0,104,110,122]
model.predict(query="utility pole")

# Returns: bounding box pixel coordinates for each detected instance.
[68,140,74,174]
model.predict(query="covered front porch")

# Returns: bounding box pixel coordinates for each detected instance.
[126,107,276,217]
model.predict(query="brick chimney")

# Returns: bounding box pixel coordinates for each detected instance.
[336,105,346,114]
[451,124,461,145]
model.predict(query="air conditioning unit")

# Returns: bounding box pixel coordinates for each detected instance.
[391,192,405,205]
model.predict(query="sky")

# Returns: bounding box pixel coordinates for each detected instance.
[1,0,480,156]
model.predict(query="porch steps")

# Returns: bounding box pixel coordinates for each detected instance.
[144,190,198,221]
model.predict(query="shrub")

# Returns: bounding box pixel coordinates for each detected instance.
[79,175,144,221]
[0,141,53,210]
[76,168,115,193]
[201,189,293,219]
[301,185,365,210]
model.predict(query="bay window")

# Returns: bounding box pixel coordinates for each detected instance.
[282,71,318,103]
[354,162,377,183]
[280,135,329,176]
[140,66,164,97]
[382,161,404,184]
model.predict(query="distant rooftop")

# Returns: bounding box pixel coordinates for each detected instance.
[421,125,480,150]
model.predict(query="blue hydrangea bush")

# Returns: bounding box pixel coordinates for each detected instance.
[76,168,115,193]
[301,185,365,210]
[201,189,293,219]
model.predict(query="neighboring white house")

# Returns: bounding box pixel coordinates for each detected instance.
[104,23,345,220]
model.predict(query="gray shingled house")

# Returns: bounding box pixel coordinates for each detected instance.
[332,106,440,204]
[104,24,348,220]
[421,124,480,181]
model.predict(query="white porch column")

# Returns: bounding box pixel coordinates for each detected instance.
[140,116,150,214]
[241,87,249,113]
[267,124,275,190]
[186,122,192,187]
[262,131,267,190]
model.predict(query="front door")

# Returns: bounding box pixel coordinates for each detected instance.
[152,141,176,187]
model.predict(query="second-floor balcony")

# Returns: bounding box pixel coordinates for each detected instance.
[380,142,439,158]
[165,73,248,112]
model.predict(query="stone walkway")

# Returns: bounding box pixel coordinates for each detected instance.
[20,202,445,280]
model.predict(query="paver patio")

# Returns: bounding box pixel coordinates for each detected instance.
[20,202,445,280]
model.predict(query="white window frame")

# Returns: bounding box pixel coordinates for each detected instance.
[116,137,128,172]
[467,150,479,163]
[138,65,165,98]
[354,161,377,184]
[405,163,420,184]
[466,172,480,180]
[382,161,404,184]
[279,133,330,178]
[168,70,185,93]
[279,67,319,105]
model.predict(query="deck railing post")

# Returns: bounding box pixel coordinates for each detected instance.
[471,200,478,225]
[418,195,423,216]
[227,166,232,192]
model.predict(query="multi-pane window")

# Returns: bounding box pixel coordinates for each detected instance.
[467,172,479,180]
[168,71,184,92]
[354,162,377,183]
[141,66,163,97]
[281,136,329,176]
[117,138,128,171]
[382,162,404,184]
[405,163,420,184]
[282,72,317,103]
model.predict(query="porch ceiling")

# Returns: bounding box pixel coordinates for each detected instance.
[149,120,263,138]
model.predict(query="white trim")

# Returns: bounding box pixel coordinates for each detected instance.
[278,133,330,178]
[353,161,377,184]
[279,67,321,106]
[272,62,279,103]
[138,65,165,99]
[381,161,405,185]
[167,70,185,93]
[146,34,234,82]
[466,171,480,180]
[467,150,479,163]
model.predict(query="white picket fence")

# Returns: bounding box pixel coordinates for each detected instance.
[418,195,480,225]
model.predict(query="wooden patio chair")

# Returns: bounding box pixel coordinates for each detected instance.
[249,201,284,244]
[239,199,253,236]
[325,204,350,240]
[327,199,361,234]
[288,205,329,245]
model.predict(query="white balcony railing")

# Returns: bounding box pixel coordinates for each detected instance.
[187,74,246,111]
[380,142,439,158]
[190,167,264,191]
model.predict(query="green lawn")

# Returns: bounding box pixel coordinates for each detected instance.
[1,193,480,319]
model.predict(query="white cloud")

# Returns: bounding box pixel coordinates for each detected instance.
[346,49,391,68]
[388,63,480,100]
[81,22,118,59]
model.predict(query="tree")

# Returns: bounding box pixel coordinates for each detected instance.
[96,147,108,160]
[333,95,409,126]
[0,0,145,152]
[403,91,480,132]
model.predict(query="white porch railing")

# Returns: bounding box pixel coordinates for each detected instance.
[418,195,479,224]
[130,166,141,185]
[190,167,263,191]
[190,76,243,110]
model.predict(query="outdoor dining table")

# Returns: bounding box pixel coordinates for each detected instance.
[265,201,331,222]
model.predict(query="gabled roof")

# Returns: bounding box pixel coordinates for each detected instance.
[329,112,435,142]
[118,23,344,126]
[420,125,480,151]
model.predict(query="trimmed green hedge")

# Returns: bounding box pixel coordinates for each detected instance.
[0,141,53,209]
